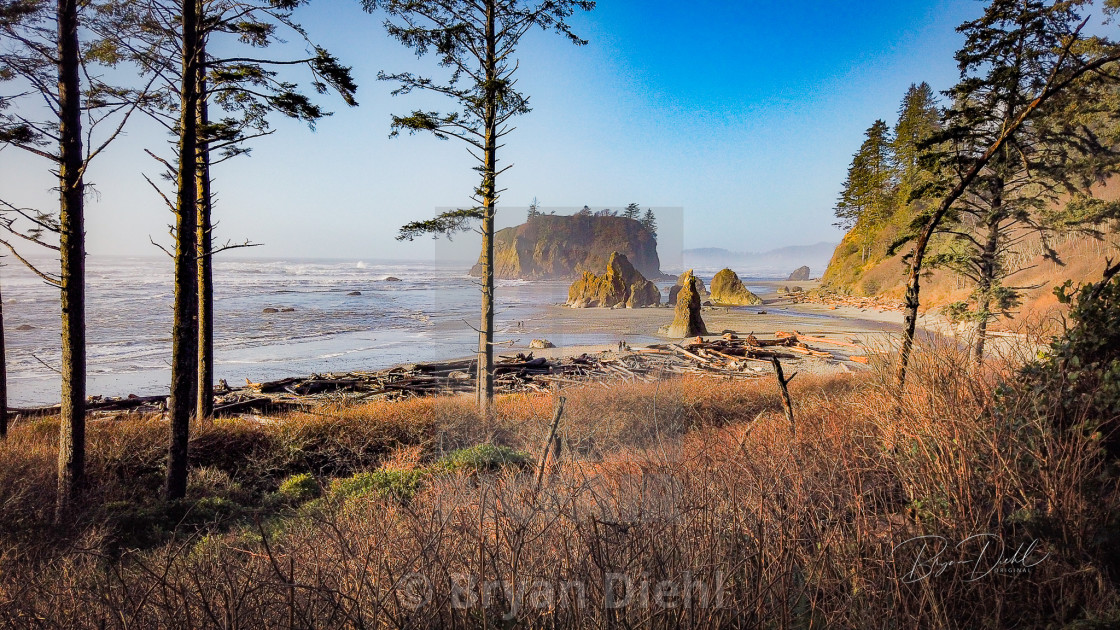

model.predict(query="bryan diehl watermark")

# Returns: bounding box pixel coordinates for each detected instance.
[396,571,726,616]
[892,534,1051,583]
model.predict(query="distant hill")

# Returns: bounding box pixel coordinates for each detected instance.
[681,241,837,278]
[471,214,662,280]
[821,179,1120,328]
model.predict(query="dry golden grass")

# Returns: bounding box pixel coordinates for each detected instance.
[1,341,1118,628]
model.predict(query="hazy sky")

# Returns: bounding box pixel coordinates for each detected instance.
[0,0,986,261]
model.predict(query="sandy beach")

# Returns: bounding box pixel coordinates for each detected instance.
[497,280,912,376]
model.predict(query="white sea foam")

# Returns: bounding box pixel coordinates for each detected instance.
[1,256,662,405]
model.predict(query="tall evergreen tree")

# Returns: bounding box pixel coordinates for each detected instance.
[107,0,356,497]
[833,119,895,261]
[894,0,1120,387]
[1,0,147,514]
[930,0,1120,362]
[640,208,657,237]
[622,202,640,220]
[892,82,941,200]
[0,259,6,439]
[383,0,594,413]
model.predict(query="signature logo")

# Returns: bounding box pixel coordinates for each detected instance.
[892,534,1050,583]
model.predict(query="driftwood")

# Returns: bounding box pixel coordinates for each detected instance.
[7,332,866,420]
[535,397,566,493]
[770,356,796,436]
[785,291,904,312]
[777,331,864,350]
[8,394,168,419]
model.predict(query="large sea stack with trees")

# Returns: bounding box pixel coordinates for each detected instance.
[470,209,663,280]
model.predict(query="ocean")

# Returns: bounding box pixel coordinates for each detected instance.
[0,256,776,406]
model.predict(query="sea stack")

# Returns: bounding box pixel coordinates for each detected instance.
[665,272,709,337]
[710,268,763,306]
[566,252,661,308]
[787,266,811,281]
[668,269,709,303]
[472,214,662,280]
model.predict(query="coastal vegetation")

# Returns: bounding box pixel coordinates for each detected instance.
[2,0,1120,626]
[822,0,1120,383]
[0,0,357,511]
[1,267,1119,624]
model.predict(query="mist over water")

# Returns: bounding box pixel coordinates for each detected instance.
[2,256,774,406]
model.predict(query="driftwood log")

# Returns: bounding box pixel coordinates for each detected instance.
[6,332,870,420]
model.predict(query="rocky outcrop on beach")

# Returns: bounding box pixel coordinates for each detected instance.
[664,272,708,337]
[710,269,763,306]
[667,269,709,303]
[566,252,661,309]
[787,266,811,281]
[471,214,662,280]
[529,339,555,349]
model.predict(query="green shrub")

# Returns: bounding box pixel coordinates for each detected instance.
[277,473,320,503]
[329,469,426,502]
[1013,266,1120,455]
[435,444,532,474]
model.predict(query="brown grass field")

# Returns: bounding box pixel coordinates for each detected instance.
[1,336,1118,628]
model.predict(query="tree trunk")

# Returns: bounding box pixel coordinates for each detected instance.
[166,0,201,500]
[1,265,7,439]
[476,0,496,413]
[195,50,214,422]
[972,204,1003,364]
[55,0,86,518]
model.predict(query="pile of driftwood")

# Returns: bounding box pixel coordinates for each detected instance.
[785,290,903,312]
[638,330,868,374]
[8,332,869,419]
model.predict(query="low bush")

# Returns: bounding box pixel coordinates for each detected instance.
[329,468,427,502]
[434,443,532,473]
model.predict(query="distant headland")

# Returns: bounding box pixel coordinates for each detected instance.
[469,213,663,280]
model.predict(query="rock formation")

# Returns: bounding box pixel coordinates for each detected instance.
[665,272,709,337]
[471,214,662,280]
[529,339,555,349]
[566,252,661,308]
[709,268,763,306]
[667,269,709,303]
[787,266,811,281]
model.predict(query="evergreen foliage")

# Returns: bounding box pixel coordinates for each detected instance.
[640,208,657,237]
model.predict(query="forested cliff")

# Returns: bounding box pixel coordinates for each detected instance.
[822,80,1120,330]
[470,213,663,280]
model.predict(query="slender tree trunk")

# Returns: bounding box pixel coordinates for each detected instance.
[166,0,201,500]
[195,51,214,422]
[1,265,7,439]
[56,0,86,518]
[972,205,1002,364]
[476,0,496,413]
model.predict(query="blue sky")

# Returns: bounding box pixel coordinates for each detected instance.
[0,0,988,260]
